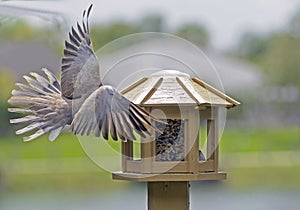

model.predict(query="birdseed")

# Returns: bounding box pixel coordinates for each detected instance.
[155,119,185,161]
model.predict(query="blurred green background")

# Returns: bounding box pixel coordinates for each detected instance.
[0,1,300,209]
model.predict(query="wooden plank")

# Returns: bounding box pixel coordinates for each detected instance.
[142,103,202,107]
[207,120,214,167]
[199,109,212,120]
[150,106,182,119]
[141,136,154,173]
[152,161,188,173]
[135,77,163,104]
[191,77,240,107]
[186,111,200,173]
[121,77,148,95]
[207,107,219,172]
[130,161,212,175]
[122,140,133,172]
[112,171,227,182]
[148,181,189,210]
[214,108,219,171]
[176,76,207,105]
[127,160,142,173]
[198,160,214,172]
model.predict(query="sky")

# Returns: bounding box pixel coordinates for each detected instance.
[1,0,300,50]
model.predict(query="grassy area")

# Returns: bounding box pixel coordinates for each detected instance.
[227,166,300,189]
[220,126,300,189]
[0,126,299,191]
[0,133,84,160]
[1,126,298,159]
[0,133,131,192]
[220,126,300,153]
[3,172,130,193]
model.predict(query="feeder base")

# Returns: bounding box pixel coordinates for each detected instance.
[112,171,226,182]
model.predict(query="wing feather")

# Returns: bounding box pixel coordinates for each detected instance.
[68,33,80,47]
[71,86,162,141]
[112,113,128,141]
[118,112,136,140]
[41,68,60,90]
[101,114,109,140]
[64,49,77,57]
[77,22,85,37]
[64,41,77,52]
[71,26,81,42]
[60,4,101,100]
[108,113,117,141]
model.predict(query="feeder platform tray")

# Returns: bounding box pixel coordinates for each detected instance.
[112,171,226,182]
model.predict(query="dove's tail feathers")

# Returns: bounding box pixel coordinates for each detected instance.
[8,69,71,142]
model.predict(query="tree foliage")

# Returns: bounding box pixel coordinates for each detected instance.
[0,20,38,43]
[236,8,300,88]
[0,69,15,136]
[175,22,210,47]
[90,16,210,50]
[90,22,139,50]
[261,34,300,86]
[236,31,271,62]
[138,14,165,32]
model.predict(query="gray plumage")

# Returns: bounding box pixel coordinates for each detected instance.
[8,4,162,142]
[9,68,70,141]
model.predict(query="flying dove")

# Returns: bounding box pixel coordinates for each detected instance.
[8,4,163,142]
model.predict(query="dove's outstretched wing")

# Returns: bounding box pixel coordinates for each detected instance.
[61,4,101,99]
[71,85,163,141]
[64,5,164,140]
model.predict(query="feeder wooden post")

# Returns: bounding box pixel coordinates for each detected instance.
[148,181,189,210]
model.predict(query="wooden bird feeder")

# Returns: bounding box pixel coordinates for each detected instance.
[113,70,239,210]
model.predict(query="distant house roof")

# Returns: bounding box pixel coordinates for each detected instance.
[122,70,239,109]
[0,41,60,79]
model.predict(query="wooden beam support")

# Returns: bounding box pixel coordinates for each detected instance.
[122,140,133,172]
[148,181,189,210]
[207,107,219,172]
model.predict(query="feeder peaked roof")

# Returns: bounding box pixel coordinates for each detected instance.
[121,70,240,108]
